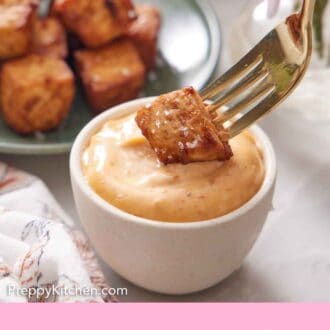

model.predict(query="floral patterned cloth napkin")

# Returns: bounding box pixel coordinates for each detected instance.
[0,162,115,303]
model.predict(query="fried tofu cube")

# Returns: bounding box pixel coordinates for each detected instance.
[32,16,68,59]
[74,39,145,113]
[53,0,136,48]
[128,4,161,70]
[136,87,233,164]
[0,55,75,134]
[0,4,34,60]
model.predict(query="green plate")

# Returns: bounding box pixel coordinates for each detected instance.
[0,0,221,155]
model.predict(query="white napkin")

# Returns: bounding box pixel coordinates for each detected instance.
[0,162,115,303]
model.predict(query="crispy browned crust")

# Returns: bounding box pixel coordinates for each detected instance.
[74,39,145,114]
[128,4,161,70]
[0,54,75,134]
[32,16,68,59]
[136,87,233,164]
[53,0,136,48]
[0,4,35,60]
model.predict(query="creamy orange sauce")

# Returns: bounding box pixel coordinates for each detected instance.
[82,113,265,223]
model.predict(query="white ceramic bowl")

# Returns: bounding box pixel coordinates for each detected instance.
[70,97,277,295]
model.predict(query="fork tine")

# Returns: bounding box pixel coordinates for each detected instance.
[228,90,278,138]
[202,0,315,138]
[213,83,275,124]
[200,54,264,100]
[208,68,270,113]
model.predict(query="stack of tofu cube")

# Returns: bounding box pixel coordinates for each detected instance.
[0,0,161,134]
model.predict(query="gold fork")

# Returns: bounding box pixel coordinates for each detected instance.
[201,0,315,138]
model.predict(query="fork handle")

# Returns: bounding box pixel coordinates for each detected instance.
[300,0,316,28]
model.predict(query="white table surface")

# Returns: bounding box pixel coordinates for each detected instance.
[2,0,330,302]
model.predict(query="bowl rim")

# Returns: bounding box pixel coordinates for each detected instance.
[70,97,277,230]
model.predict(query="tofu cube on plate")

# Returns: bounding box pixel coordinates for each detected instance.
[32,16,68,59]
[0,54,75,134]
[53,0,136,48]
[128,4,161,70]
[0,4,35,60]
[74,39,145,113]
